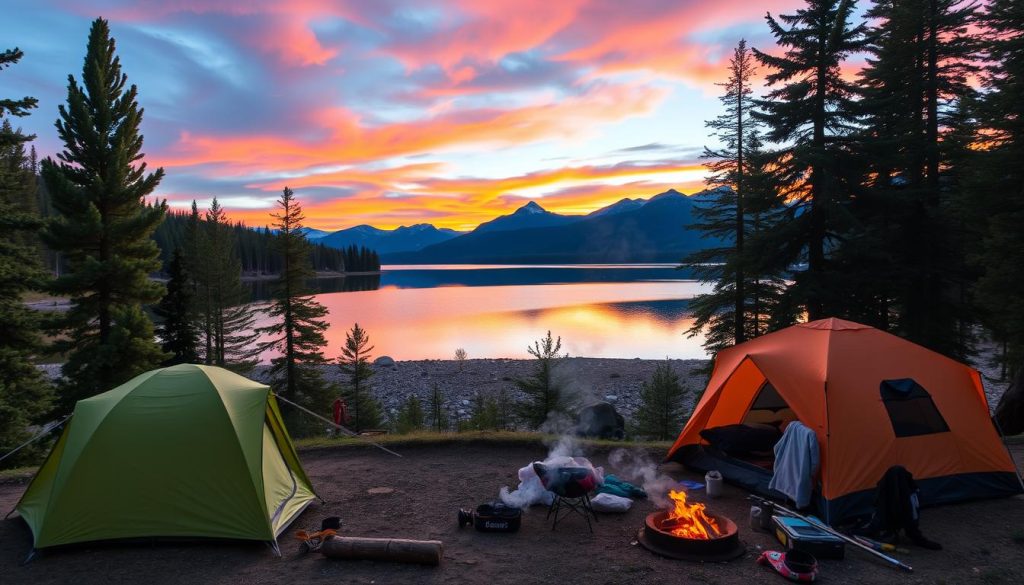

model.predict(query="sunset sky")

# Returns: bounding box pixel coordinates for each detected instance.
[3,0,815,231]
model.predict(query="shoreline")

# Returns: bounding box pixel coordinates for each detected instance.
[253,357,708,425]
[41,349,1013,423]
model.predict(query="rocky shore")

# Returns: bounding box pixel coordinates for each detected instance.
[253,357,710,426]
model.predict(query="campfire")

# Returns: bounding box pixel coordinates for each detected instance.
[636,489,743,562]
[662,489,721,540]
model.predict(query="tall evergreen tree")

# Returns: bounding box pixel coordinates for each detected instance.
[0,48,53,467]
[338,322,382,432]
[153,248,198,366]
[259,187,335,420]
[191,198,259,370]
[514,331,570,429]
[974,0,1024,433]
[41,19,167,406]
[855,0,979,355]
[753,0,867,321]
[684,40,790,355]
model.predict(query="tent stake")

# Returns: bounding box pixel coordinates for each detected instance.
[20,548,38,566]
[272,393,402,458]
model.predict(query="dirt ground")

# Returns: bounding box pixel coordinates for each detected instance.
[2,442,1023,585]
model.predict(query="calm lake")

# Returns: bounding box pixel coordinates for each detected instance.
[250,264,710,360]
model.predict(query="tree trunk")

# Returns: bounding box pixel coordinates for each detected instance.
[994,363,1024,436]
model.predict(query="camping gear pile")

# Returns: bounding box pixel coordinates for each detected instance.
[533,461,601,531]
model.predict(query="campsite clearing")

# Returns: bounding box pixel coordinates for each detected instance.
[2,441,1022,585]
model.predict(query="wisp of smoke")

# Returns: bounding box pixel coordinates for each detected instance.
[608,448,688,509]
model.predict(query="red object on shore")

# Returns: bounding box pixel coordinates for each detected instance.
[332,399,348,426]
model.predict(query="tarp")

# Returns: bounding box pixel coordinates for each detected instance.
[15,364,317,548]
[668,318,1023,522]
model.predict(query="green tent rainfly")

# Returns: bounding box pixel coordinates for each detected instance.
[14,364,317,551]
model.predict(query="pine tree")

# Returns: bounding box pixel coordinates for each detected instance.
[40,19,167,406]
[855,0,979,355]
[192,198,258,370]
[395,395,425,434]
[684,40,791,355]
[753,0,867,321]
[338,322,381,432]
[258,187,335,423]
[514,331,570,429]
[0,48,38,124]
[153,248,198,365]
[975,0,1024,434]
[428,383,449,432]
[631,360,689,441]
[0,48,53,467]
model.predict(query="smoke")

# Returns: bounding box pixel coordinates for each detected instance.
[608,448,686,509]
[498,411,606,509]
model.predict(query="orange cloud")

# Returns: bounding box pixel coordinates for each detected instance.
[222,157,706,232]
[154,81,668,173]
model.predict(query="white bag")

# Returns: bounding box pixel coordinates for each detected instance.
[590,492,633,513]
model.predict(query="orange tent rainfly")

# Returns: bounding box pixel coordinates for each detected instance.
[667,318,1023,523]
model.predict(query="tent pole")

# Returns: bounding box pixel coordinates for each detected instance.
[272,393,402,458]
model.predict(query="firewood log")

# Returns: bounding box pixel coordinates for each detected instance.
[320,536,443,566]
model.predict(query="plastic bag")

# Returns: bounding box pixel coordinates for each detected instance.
[590,492,633,513]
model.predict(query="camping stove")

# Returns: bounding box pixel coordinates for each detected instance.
[637,490,744,561]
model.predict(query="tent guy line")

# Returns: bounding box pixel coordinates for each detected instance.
[272,393,403,459]
[0,415,71,467]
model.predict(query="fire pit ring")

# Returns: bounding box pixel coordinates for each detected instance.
[636,510,745,562]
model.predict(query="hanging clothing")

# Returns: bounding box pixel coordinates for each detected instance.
[769,421,820,508]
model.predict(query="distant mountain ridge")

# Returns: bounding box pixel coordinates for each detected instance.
[381,188,718,264]
[472,200,580,234]
[318,223,462,254]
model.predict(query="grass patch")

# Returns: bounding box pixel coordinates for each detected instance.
[294,430,673,453]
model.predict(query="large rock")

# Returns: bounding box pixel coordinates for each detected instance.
[576,401,625,440]
[374,356,396,367]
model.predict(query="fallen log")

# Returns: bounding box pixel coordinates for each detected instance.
[320,536,443,566]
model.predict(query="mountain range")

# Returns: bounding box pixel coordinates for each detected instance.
[311,188,720,264]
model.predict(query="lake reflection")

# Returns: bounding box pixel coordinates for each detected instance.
[252,268,710,360]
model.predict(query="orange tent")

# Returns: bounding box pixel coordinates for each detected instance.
[667,318,1023,523]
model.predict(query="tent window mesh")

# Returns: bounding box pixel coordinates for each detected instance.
[880,379,950,437]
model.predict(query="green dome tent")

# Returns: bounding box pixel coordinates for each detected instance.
[14,364,318,552]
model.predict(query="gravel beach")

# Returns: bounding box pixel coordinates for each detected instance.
[252,357,709,429]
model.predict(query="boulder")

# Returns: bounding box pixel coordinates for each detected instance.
[576,401,625,440]
[374,356,396,367]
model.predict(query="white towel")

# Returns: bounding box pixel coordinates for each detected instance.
[768,421,819,508]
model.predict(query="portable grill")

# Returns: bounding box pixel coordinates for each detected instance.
[533,462,599,533]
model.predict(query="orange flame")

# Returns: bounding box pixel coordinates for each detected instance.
[662,489,721,540]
